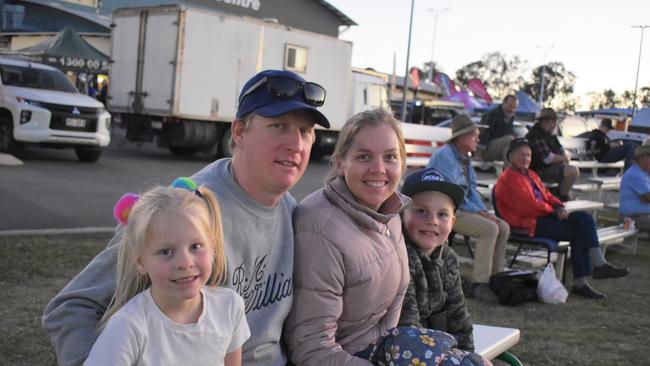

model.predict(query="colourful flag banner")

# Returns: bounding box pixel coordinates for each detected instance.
[433,72,456,97]
[410,67,420,89]
[467,78,493,104]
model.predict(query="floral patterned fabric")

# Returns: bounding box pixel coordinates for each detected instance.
[359,326,485,366]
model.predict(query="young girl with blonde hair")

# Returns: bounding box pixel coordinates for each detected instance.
[85,178,250,366]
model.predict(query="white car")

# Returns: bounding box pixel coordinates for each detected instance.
[0,57,111,162]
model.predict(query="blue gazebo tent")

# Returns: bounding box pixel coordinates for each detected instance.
[515,91,540,115]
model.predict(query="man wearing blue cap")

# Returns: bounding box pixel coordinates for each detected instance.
[43,70,329,366]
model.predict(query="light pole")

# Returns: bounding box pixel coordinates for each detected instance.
[400,0,416,121]
[537,45,554,106]
[427,7,449,83]
[631,25,649,118]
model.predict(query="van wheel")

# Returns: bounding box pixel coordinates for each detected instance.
[75,147,102,163]
[169,146,199,157]
[218,129,233,158]
[0,118,17,153]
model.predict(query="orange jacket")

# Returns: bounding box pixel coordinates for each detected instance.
[494,167,564,236]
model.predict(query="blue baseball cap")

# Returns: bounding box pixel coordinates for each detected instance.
[401,167,465,210]
[236,70,330,128]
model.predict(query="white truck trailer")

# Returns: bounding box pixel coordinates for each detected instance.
[108,5,393,157]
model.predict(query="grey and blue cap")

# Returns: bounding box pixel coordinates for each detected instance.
[401,167,465,210]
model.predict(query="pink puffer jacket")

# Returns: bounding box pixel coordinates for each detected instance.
[285,178,410,366]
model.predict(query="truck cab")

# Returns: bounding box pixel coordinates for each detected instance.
[0,57,111,162]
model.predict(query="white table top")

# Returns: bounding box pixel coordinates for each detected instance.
[572,160,624,168]
[564,200,604,213]
[473,324,521,360]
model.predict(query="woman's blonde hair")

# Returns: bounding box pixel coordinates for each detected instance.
[328,108,406,181]
[99,185,225,328]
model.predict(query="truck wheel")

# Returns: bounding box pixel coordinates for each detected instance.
[0,118,17,153]
[219,130,233,158]
[169,146,199,157]
[75,147,102,163]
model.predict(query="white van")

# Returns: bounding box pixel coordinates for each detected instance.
[0,57,111,162]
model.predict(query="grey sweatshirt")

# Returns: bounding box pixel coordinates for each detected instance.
[42,159,295,366]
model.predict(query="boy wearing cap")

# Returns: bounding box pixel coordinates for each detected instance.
[620,140,650,232]
[428,115,509,304]
[587,118,635,170]
[398,167,475,351]
[525,107,579,201]
[43,70,329,366]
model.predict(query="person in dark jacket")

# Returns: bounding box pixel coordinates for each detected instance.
[587,118,635,170]
[398,167,475,350]
[525,108,579,201]
[480,94,518,162]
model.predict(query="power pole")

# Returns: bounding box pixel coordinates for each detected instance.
[631,25,649,118]
[537,45,554,106]
[426,7,449,82]
[400,0,416,121]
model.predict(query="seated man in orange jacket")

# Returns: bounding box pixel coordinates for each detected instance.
[494,138,628,300]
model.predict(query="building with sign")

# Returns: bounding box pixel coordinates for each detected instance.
[0,0,354,53]
[0,0,353,94]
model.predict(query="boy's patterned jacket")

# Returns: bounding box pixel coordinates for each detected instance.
[398,234,474,350]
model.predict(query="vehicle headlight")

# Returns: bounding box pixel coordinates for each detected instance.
[97,107,106,115]
[16,97,44,107]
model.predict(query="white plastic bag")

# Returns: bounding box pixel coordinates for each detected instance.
[537,263,568,304]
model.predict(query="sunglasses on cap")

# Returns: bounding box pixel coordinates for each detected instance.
[238,75,326,107]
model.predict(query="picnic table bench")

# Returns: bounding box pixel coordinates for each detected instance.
[598,225,638,255]
[586,176,622,200]
[472,160,505,175]
[571,160,624,177]
[510,224,637,275]
[474,324,523,366]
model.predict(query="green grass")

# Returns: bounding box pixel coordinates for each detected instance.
[0,233,113,366]
[463,238,650,366]
[1,233,649,365]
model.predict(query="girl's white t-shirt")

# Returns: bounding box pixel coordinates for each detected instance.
[85,287,250,366]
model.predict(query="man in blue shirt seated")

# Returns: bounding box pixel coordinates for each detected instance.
[428,115,510,304]
[620,140,650,232]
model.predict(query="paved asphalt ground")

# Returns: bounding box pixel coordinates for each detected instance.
[0,130,330,232]
[0,127,615,233]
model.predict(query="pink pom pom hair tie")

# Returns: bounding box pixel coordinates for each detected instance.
[113,193,140,225]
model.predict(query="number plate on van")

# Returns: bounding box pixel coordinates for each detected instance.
[66,118,86,128]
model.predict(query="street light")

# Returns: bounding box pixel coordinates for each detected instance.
[631,25,649,119]
[400,0,416,121]
[537,45,554,106]
[427,7,450,82]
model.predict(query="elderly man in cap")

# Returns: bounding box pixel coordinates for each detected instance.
[525,107,579,201]
[496,138,628,300]
[620,139,650,232]
[587,118,635,170]
[43,69,329,366]
[428,115,509,303]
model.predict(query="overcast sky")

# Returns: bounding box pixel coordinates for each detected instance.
[327,0,650,103]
